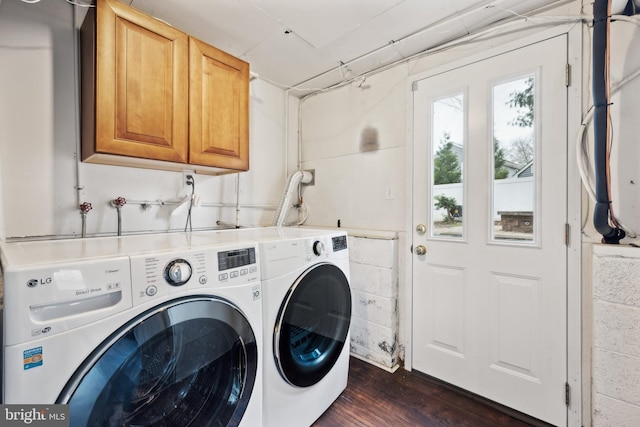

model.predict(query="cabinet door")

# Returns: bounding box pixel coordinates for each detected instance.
[94,0,189,163]
[189,37,249,170]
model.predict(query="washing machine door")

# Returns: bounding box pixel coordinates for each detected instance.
[57,296,257,427]
[274,263,351,387]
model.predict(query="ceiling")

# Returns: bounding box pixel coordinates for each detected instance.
[125,0,566,94]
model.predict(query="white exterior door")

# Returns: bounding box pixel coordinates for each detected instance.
[411,35,568,426]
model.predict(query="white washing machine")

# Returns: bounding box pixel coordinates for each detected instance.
[201,227,352,427]
[1,232,262,427]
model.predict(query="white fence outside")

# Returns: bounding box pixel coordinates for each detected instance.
[432,176,534,222]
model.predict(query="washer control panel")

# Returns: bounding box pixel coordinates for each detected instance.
[130,244,259,305]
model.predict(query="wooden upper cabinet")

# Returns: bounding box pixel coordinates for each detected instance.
[81,0,250,173]
[189,38,249,171]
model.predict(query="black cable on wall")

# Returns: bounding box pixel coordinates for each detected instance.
[592,0,626,243]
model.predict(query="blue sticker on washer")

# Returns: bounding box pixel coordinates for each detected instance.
[23,346,43,370]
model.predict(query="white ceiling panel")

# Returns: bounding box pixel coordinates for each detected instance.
[452,0,495,10]
[120,0,567,94]
[316,22,393,67]
[243,30,336,87]
[367,0,462,42]
[130,0,282,56]
[248,0,401,49]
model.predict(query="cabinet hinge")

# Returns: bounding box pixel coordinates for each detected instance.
[565,382,570,406]
[565,64,571,87]
[565,223,570,246]
[412,81,419,92]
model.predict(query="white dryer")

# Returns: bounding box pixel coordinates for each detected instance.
[213,227,352,427]
[1,233,262,427]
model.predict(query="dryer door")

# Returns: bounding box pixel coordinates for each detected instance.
[274,263,351,387]
[57,296,257,427]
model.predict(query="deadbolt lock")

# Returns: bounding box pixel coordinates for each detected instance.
[416,224,427,235]
[415,245,427,255]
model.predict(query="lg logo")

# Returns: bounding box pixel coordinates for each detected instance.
[27,277,52,288]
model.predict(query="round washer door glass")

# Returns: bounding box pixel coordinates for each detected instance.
[57,296,258,427]
[275,263,351,387]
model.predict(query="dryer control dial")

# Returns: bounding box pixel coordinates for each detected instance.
[312,240,325,256]
[164,259,192,286]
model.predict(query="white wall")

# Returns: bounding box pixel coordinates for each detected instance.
[0,0,76,239]
[0,0,287,240]
[298,65,408,232]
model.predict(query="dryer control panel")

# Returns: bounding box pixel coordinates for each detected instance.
[332,234,348,252]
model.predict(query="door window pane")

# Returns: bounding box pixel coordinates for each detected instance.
[431,93,464,238]
[491,76,535,242]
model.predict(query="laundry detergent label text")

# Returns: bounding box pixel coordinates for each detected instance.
[0,405,68,426]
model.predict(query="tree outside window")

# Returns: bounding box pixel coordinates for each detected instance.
[433,132,461,185]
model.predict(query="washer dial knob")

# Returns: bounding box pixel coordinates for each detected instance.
[312,240,325,256]
[165,259,192,286]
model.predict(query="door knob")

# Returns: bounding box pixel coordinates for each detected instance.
[415,245,427,255]
[416,224,427,235]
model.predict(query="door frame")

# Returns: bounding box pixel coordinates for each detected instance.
[403,24,583,426]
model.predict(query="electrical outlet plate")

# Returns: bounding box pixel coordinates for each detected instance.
[182,169,195,187]
[385,185,395,200]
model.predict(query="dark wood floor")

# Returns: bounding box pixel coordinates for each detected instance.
[313,357,548,427]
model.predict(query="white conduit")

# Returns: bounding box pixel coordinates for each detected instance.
[272,170,313,227]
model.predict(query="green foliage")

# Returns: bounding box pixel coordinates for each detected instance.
[508,77,534,128]
[434,194,459,222]
[433,133,461,185]
[493,138,509,180]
